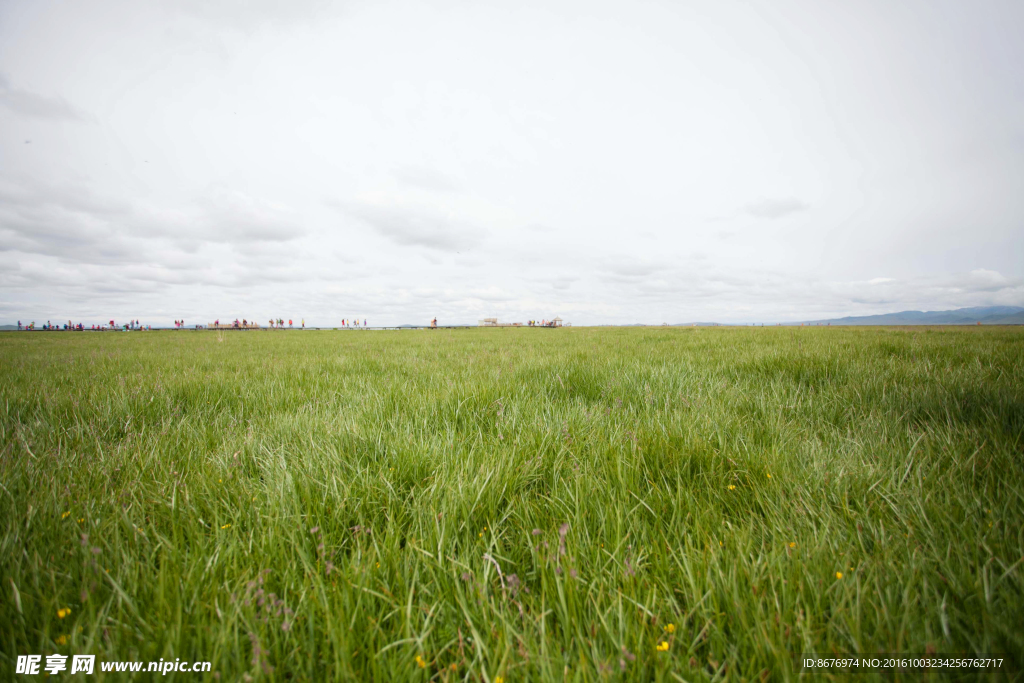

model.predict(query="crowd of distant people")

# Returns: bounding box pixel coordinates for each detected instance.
[17,319,150,331]
[8,316,546,332]
[200,318,316,329]
[208,317,370,329]
[201,317,377,329]
[11,316,391,331]
[201,318,376,328]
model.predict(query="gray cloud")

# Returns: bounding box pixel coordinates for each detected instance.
[0,178,304,274]
[744,198,809,219]
[0,73,89,122]
[340,201,487,251]
[0,181,133,263]
[191,190,304,244]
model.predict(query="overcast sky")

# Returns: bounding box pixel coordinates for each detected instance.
[1,0,1022,326]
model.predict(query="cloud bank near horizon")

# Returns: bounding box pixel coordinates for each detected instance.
[1,0,1022,326]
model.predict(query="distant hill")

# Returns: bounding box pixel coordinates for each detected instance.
[804,306,1024,326]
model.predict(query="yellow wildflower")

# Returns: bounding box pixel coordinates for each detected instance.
[56,635,68,645]
[836,572,843,579]
[62,511,70,520]
[789,542,796,548]
[77,518,84,523]
[415,654,427,668]
[656,641,669,652]
[664,623,676,633]
[57,607,71,619]
[495,677,504,683]
[221,524,231,529]
[767,473,772,479]
[728,485,736,490]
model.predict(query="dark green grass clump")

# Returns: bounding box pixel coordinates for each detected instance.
[1,326,1022,680]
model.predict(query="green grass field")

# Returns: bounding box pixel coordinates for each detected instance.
[1,327,1022,681]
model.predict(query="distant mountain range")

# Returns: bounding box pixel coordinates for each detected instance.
[802,306,1024,326]
[666,306,1024,327]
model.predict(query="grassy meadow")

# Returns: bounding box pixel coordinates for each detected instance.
[1,326,1022,681]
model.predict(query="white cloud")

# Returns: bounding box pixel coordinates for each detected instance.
[392,166,461,193]
[744,198,809,219]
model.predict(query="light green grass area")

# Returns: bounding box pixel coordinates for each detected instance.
[1,327,1022,681]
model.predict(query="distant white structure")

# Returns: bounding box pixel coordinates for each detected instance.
[478,317,566,327]
[477,318,523,327]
